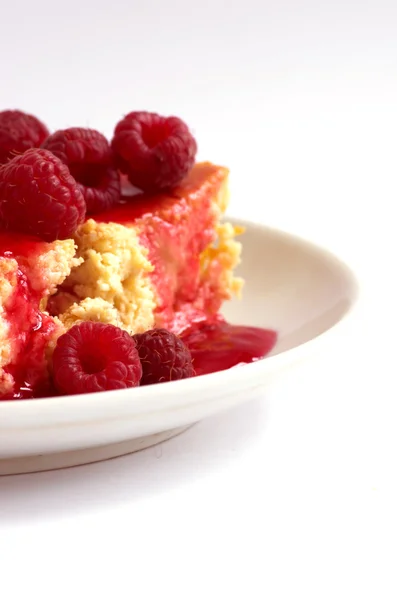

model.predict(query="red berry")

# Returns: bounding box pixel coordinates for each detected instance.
[0,148,86,242]
[111,111,197,192]
[42,127,120,213]
[0,110,49,165]
[53,322,142,395]
[133,328,195,385]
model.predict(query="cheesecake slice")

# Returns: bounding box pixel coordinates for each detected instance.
[0,162,242,399]
[53,162,243,335]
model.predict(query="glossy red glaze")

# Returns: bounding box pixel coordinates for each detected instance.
[0,231,45,259]
[181,320,278,376]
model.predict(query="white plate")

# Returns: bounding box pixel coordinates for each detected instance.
[0,219,358,475]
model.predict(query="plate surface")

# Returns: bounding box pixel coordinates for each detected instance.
[0,219,358,474]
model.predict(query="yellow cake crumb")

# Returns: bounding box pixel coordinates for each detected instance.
[0,258,18,393]
[60,297,123,329]
[200,222,244,300]
[31,239,83,295]
[59,219,156,334]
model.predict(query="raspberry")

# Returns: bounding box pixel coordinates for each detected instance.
[0,148,86,242]
[0,110,49,165]
[53,322,142,395]
[111,111,197,192]
[42,127,120,214]
[133,328,195,385]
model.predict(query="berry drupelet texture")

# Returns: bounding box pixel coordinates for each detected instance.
[0,148,86,241]
[111,111,197,192]
[53,322,143,395]
[0,109,49,165]
[133,328,195,385]
[42,127,120,213]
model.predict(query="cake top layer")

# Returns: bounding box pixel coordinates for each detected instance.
[93,162,229,225]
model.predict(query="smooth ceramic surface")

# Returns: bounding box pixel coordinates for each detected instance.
[0,219,359,474]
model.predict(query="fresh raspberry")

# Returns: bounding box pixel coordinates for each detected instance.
[42,127,120,213]
[111,111,197,192]
[53,322,142,395]
[133,328,195,385]
[0,148,86,242]
[0,110,49,165]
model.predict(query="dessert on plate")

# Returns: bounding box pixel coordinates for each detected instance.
[0,109,277,400]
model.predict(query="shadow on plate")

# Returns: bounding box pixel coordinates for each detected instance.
[0,393,269,526]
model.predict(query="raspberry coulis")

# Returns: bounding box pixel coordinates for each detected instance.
[0,231,46,257]
[181,320,277,376]
[0,233,56,399]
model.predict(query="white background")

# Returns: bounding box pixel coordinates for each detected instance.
[1,1,397,598]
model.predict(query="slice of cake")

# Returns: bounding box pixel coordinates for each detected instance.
[0,162,241,399]
[0,110,248,399]
[53,162,242,335]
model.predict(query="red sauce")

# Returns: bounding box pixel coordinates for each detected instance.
[0,231,46,259]
[93,193,169,224]
[181,320,278,376]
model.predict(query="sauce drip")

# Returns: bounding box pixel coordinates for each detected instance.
[181,320,277,376]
